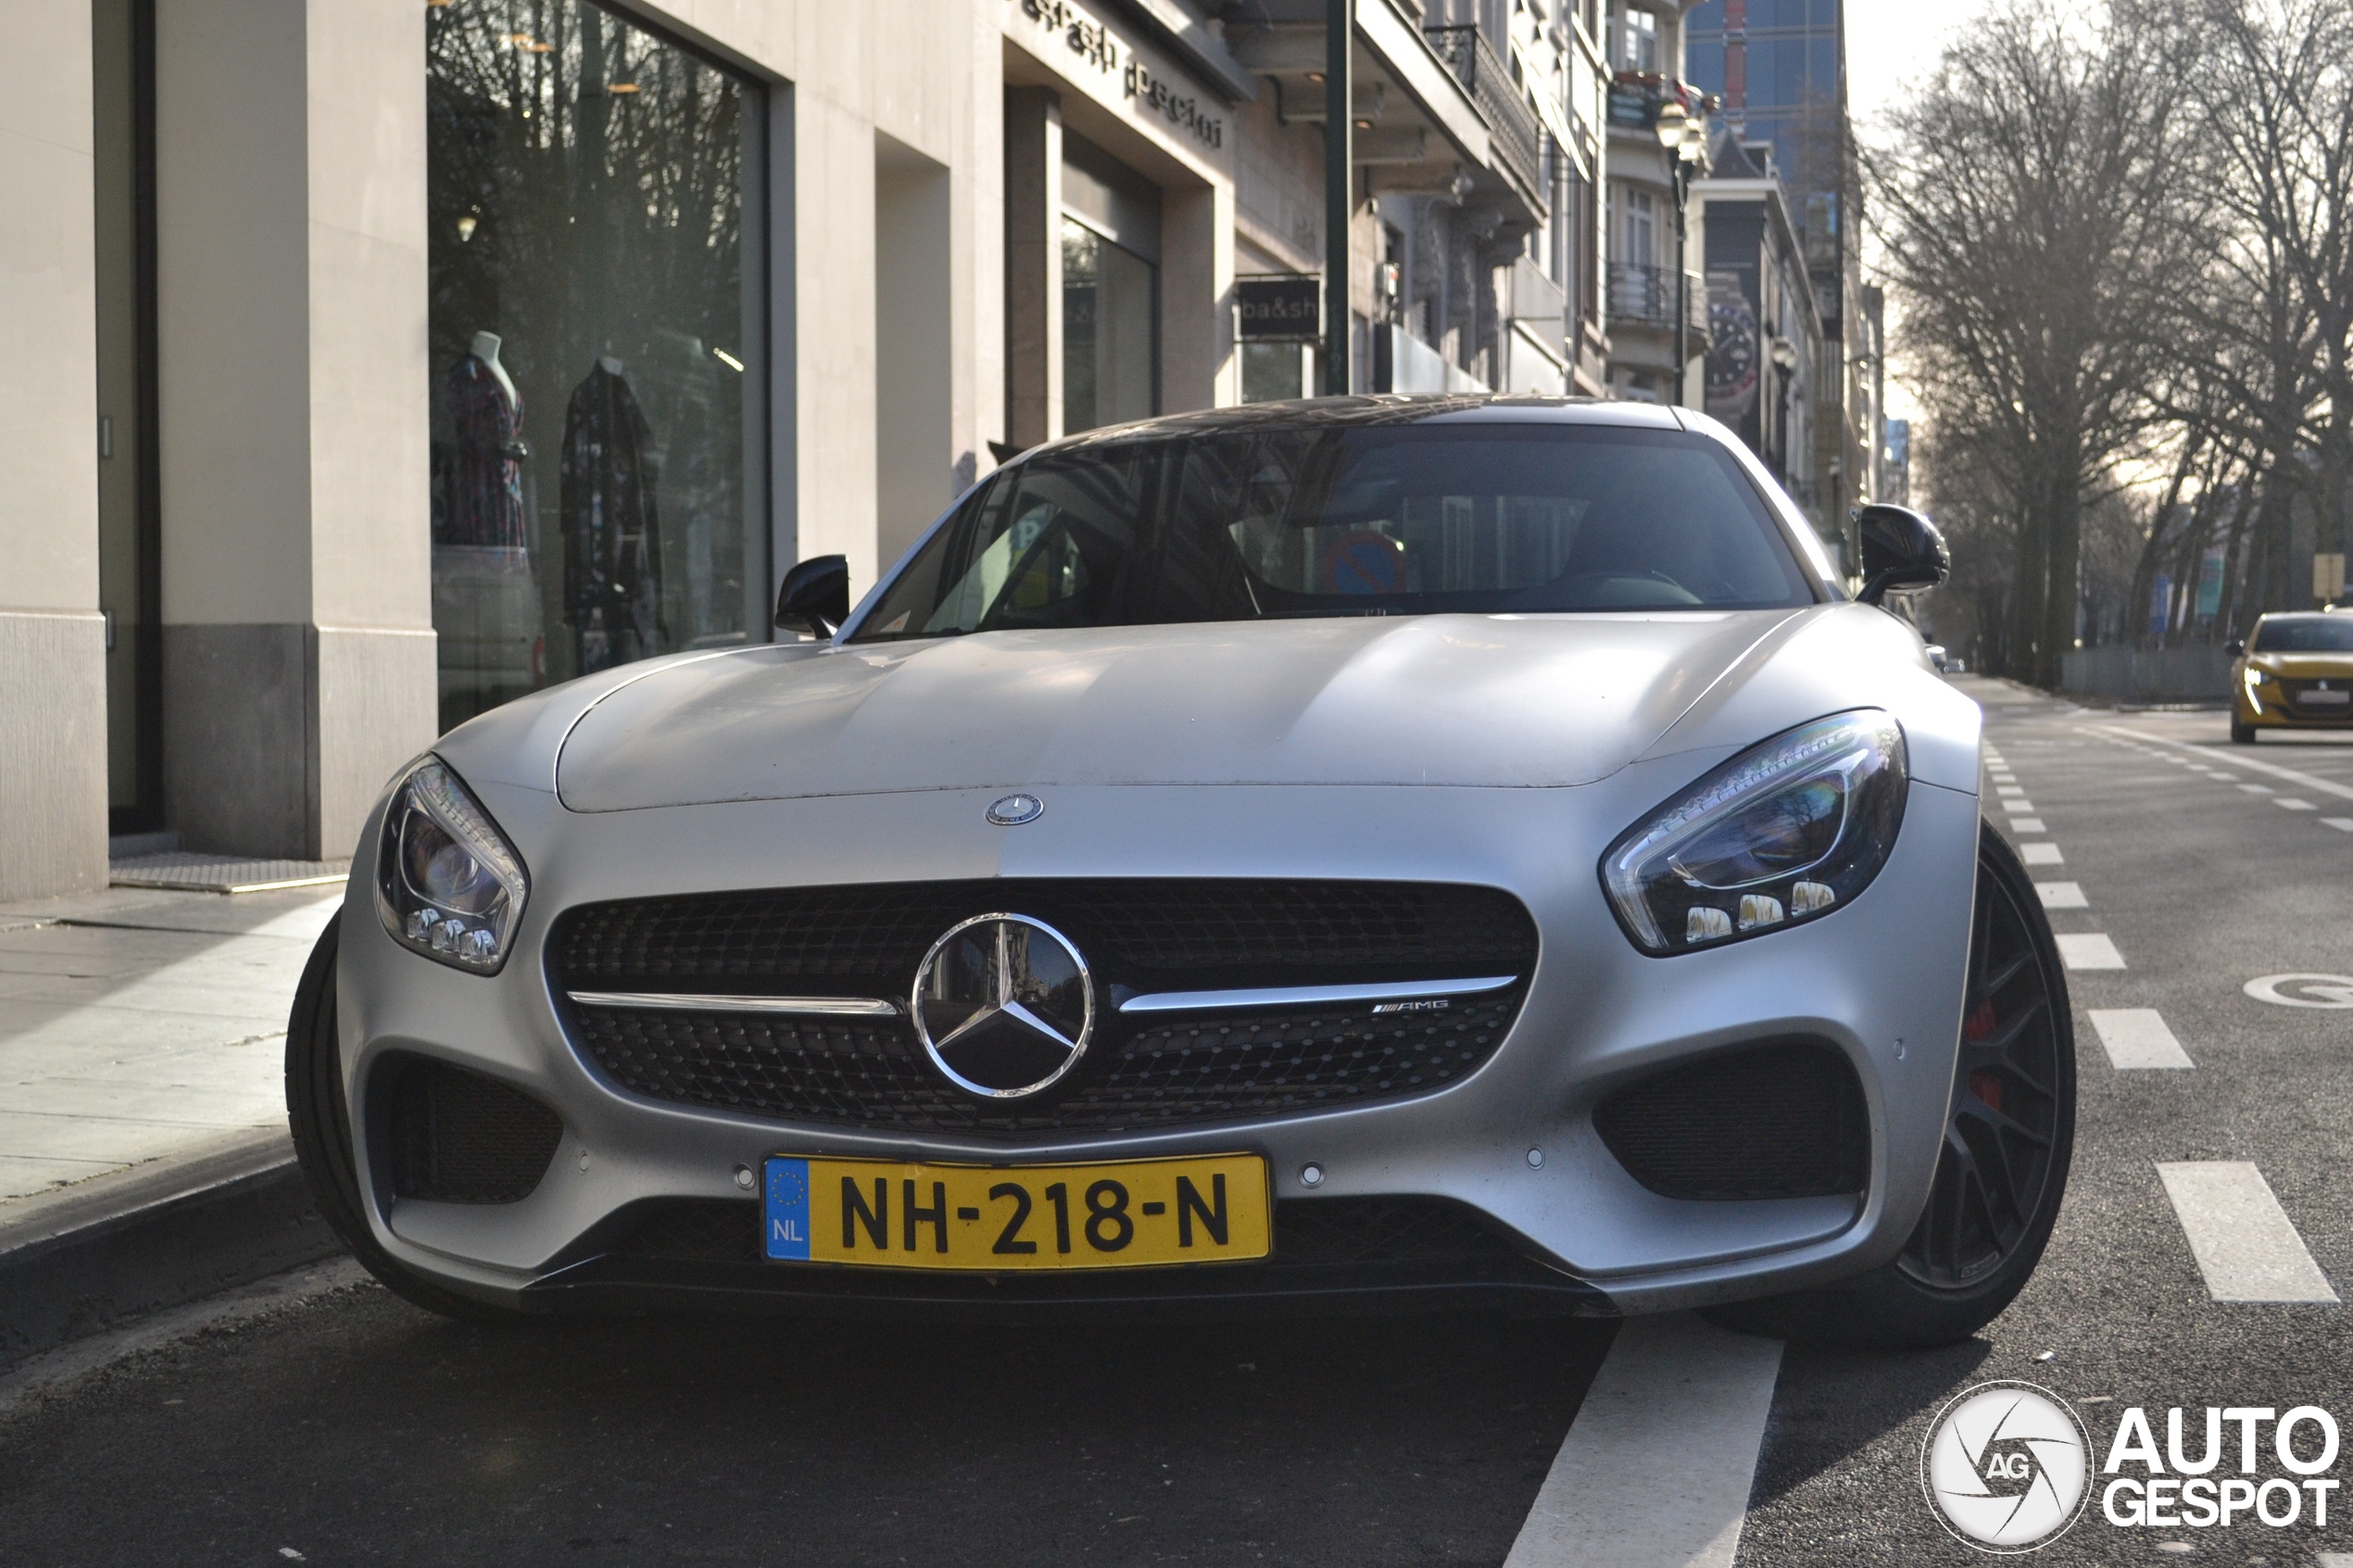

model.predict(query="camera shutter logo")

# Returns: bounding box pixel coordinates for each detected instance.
[1920,1381,2092,1552]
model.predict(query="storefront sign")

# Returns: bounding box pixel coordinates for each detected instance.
[1237,277,1322,341]
[1013,0,1225,150]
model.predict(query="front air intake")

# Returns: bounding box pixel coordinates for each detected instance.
[379,1055,563,1204]
[1592,1041,1869,1201]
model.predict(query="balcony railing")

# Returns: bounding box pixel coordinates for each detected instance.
[1423,25,1542,201]
[1606,261,1706,334]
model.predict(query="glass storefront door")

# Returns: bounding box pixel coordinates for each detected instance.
[1061,220,1157,433]
[1057,132,1158,436]
[426,0,767,731]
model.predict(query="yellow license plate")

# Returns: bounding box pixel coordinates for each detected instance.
[761,1153,1270,1271]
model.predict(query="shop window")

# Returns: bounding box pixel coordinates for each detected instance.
[426,0,767,731]
[1241,344,1311,403]
[1062,219,1157,434]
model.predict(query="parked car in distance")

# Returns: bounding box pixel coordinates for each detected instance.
[2229,610,2353,743]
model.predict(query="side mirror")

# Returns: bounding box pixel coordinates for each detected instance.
[2225,639,2246,659]
[775,555,849,638]
[1856,504,1950,606]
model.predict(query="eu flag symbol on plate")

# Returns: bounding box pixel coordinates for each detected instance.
[763,1157,812,1261]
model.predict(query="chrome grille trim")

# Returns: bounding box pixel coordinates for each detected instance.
[1117,975,1519,1015]
[567,991,901,1018]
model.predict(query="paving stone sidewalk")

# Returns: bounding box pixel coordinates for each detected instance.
[0,884,344,1206]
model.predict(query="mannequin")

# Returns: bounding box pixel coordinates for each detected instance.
[438,331,528,548]
[472,330,520,410]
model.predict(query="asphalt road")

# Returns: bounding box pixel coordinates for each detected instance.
[8,674,2353,1567]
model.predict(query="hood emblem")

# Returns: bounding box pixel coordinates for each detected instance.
[912,913,1094,1098]
[986,793,1045,826]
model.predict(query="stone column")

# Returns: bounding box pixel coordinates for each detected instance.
[1003,87,1063,451]
[154,0,434,860]
[0,1,109,900]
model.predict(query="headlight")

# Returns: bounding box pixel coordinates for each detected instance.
[1601,710,1908,955]
[374,758,529,972]
[2243,665,2267,713]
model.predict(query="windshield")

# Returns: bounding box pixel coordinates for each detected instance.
[852,423,1818,640]
[2253,617,2353,653]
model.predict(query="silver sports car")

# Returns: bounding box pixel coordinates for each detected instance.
[289,396,2073,1348]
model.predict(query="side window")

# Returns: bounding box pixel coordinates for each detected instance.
[924,499,1091,633]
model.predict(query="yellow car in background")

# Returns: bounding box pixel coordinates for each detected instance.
[2231,610,2353,742]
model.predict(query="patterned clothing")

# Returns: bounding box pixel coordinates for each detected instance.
[560,363,664,672]
[437,354,528,548]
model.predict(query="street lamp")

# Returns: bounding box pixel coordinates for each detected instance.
[1653,97,1705,406]
[1768,336,1799,478]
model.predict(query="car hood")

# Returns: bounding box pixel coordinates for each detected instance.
[552,612,1807,810]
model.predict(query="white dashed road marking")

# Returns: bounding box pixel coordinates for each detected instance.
[2325,818,2353,832]
[2240,784,2275,795]
[2056,934,2125,970]
[2003,800,2036,814]
[2009,818,2046,834]
[2102,726,2353,802]
[1996,785,2026,797]
[2020,842,2064,865]
[1504,1314,1781,1568]
[2087,1009,2194,1070]
[2034,882,2087,909]
[2277,797,2317,810]
[2156,1162,2339,1304]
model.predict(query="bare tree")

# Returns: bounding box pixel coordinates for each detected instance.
[1869,1,2201,684]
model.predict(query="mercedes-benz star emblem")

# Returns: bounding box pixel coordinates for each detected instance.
[912,913,1094,1098]
[987,793,1044,826]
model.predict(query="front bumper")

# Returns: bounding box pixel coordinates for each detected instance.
[335,761,1982,1317]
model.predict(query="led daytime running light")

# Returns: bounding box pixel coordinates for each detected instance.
[1601,710,1907,956]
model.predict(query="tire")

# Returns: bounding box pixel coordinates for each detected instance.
[285,914,529,1323]
[2230,717,2256,744]
[1704,822,2077,1348]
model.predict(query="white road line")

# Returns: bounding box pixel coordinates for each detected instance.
[2035,881,2088,909]
[2102,726,2353,802]
[2020,842,2064,864]
[2278,797,2318,810]
[2002,800,2036,814]
[2057,934,2125,970]
[2156,1162,2339,1304]
[2088,1009,2193,1070]
[2240,783,2275,794]
[1503,1313,1781,1568]
[2323,818,2353,833]
[2009,817,2047,833]
[2317,1554,2353,1568]
[1995,786,2026,797]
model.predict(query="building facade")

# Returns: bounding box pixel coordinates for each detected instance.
[1596,0,1709,405]
[1,0,1628,901]
[1695,132,1821,527]
[1686,0,1883,561]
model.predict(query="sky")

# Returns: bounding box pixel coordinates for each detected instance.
[1844,0,1998,424]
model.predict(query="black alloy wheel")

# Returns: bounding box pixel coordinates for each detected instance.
[285,914,529,1323]
[1705,822,2076,1348]
[1896,828,2069,1291]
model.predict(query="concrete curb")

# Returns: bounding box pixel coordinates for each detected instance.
[0,1130,345,1374]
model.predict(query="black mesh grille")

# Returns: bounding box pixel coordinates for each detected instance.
[595,1195,1525,1269]
[551,879,1536,1133]
[553,878,1536,995]
[566,993,1522,1135]
[1591,1041,1868,1201]
[2280,679,2353,713]
[381,1055,564,1204]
